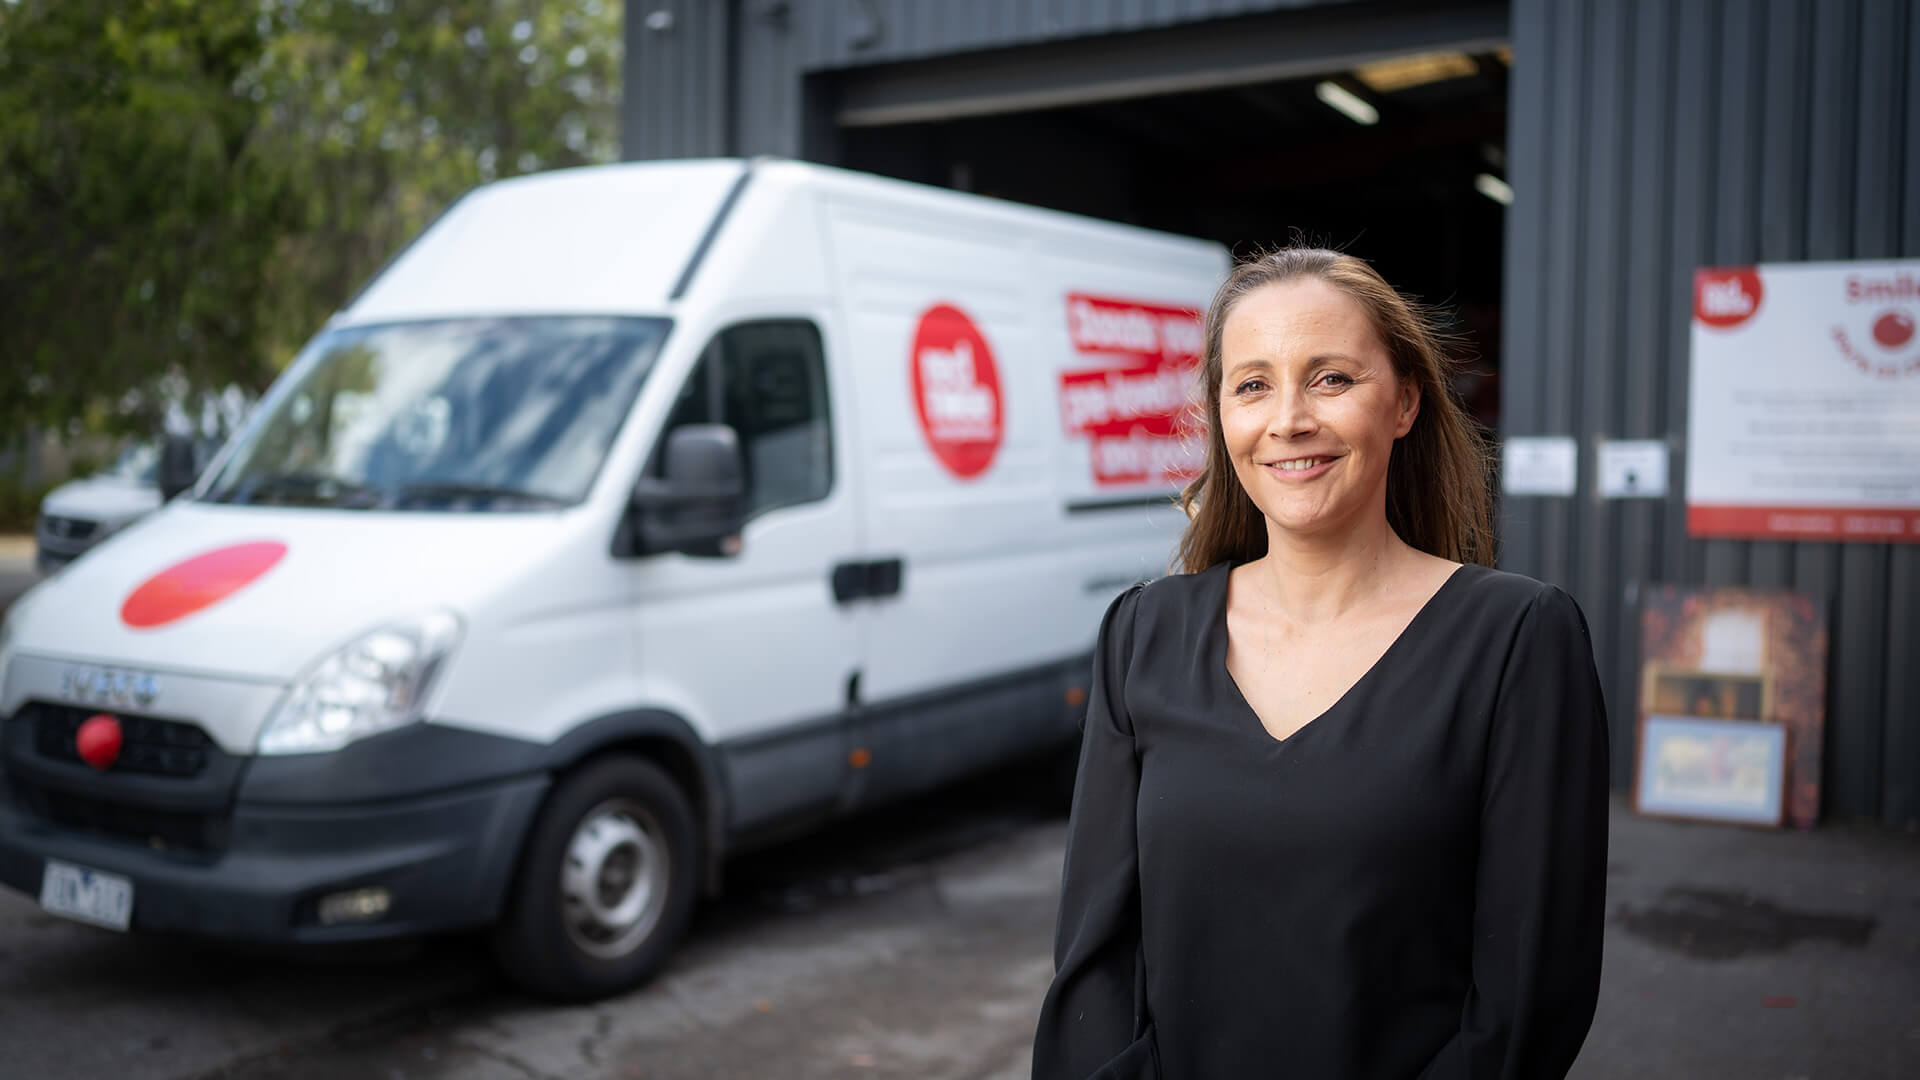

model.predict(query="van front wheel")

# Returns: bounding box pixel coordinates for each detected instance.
[491,756,698,1000]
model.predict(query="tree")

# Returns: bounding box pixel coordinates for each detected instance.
[0,0,622,448]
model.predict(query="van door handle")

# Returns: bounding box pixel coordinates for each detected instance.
[866,558,902,598]
[830,558,905,604]
[831,561,867,604]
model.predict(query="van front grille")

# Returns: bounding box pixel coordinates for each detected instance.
[26,703,213,778]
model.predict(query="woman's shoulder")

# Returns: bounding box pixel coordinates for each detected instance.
[1091,562,1227,649]
[1445,564,1593,640]
[1449,562,1575,606]
[1134,561,1230,617]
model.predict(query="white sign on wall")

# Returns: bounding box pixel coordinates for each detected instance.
[1502,436,1578,497]
[1687,260,1920,543]
[1598,439,1669,499]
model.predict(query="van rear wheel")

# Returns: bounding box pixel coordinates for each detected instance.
[491,756,698,1000]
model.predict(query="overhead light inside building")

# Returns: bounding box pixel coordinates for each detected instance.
[1353,50,1479,93]
[1314,81,1378,126]
[1475,173,1514,205]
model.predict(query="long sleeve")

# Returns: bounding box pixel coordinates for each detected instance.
[1419,586,1610,1080]
[1032,585,1158,1080]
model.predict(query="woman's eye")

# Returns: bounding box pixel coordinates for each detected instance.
[1317,372,1354,388]
[1235,379,1267,395]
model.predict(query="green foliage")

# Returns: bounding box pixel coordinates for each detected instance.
[0,0,622,445]
[0,470,57,532]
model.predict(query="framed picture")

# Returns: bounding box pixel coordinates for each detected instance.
[1633,715,1788,827]
[1642,666,1772,721]
[1639,585,1827,828]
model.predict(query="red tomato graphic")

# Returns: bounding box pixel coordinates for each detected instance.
[1872,310,1915,349]
[76,714,123,770]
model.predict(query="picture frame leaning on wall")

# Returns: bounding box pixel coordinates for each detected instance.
[1633,714,1789,827]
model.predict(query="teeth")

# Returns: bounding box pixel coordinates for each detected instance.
[1272,458,1327,472]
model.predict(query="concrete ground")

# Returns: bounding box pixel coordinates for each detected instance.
[0,766,1915,1079]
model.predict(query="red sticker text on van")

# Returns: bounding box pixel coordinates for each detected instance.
[1059,294,1204,487]
[910,304,1003,480]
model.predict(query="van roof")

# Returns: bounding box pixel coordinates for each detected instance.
[337,158,1222,326]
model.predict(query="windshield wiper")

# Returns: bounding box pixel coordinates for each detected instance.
[220,471,382,508]
[388,483,569,509]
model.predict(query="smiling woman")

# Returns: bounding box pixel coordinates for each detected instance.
[1034,248,1610,1080]
[1178,246,1495,573]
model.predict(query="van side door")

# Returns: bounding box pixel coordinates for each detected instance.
[628,318,859,834]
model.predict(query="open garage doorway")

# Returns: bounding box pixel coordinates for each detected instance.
[831,43,1512,431]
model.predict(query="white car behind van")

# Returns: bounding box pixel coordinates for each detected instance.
[0,159,1228,998]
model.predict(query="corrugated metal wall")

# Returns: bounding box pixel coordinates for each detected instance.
[1500,0,1920,824]
[767,0,1353,69]
[622,0,734,159]
[623,0,1920,824]
[623,0,1364,159]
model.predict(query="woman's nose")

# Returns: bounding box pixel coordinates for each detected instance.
[1270,385,1317,439]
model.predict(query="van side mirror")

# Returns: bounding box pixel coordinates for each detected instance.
[629,424,747,557]
[157,435,200,501]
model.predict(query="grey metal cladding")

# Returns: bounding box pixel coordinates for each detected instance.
[624,0,1370,161]
[623,0,733,159]
[1502,0,1920,825]
[792,0,1364,70]
[625,0,1920,825]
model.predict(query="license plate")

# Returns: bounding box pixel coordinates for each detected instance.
[39,860,134,932]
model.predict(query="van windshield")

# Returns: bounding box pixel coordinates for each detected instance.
[201,316,671,511]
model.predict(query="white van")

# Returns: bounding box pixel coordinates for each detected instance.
[0,159,1227,998]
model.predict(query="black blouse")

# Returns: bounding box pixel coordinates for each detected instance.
[1032,561,1609,1079]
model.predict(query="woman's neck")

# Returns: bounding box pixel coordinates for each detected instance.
[1251,510,1414,627]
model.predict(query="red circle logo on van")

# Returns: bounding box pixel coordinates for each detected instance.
[910,304,1003,480]
[1872,309,1915,349]
[121,540,289,629]
[1694,267,1764,329]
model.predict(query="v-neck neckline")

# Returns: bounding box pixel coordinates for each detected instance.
[1213,560,1474,747]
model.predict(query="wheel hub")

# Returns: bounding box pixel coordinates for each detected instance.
[561,799,669,959]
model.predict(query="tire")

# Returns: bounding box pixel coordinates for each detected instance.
[490,755,699,1001]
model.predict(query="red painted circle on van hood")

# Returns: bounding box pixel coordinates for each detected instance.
[910,304,1004,480]
[121,541,289,629]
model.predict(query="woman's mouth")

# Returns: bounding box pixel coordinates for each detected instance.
[1260,456,1338,480]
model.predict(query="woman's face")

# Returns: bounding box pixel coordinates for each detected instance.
[1218,278,1419,542]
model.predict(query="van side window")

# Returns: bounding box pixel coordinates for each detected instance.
[658,320,832,519]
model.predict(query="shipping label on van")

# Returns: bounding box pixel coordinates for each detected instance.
[1059,294,1204,489]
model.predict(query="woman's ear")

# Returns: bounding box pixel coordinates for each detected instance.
[1395,377,1421,438]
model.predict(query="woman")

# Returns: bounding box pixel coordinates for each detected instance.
[1032,248,1608,1079]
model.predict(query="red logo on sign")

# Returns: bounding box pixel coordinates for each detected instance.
[1872,309,1915,349]
[1694,268,1763,329]
[910,304,1003,480]
[76,714,123,770]
[121,540,289,629]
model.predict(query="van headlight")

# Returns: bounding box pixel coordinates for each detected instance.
[258,611,463,755]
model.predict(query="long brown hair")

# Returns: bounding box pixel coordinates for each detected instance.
[1175,247,1495,573]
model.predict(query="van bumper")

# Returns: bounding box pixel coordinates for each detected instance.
[0,771,549,943]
